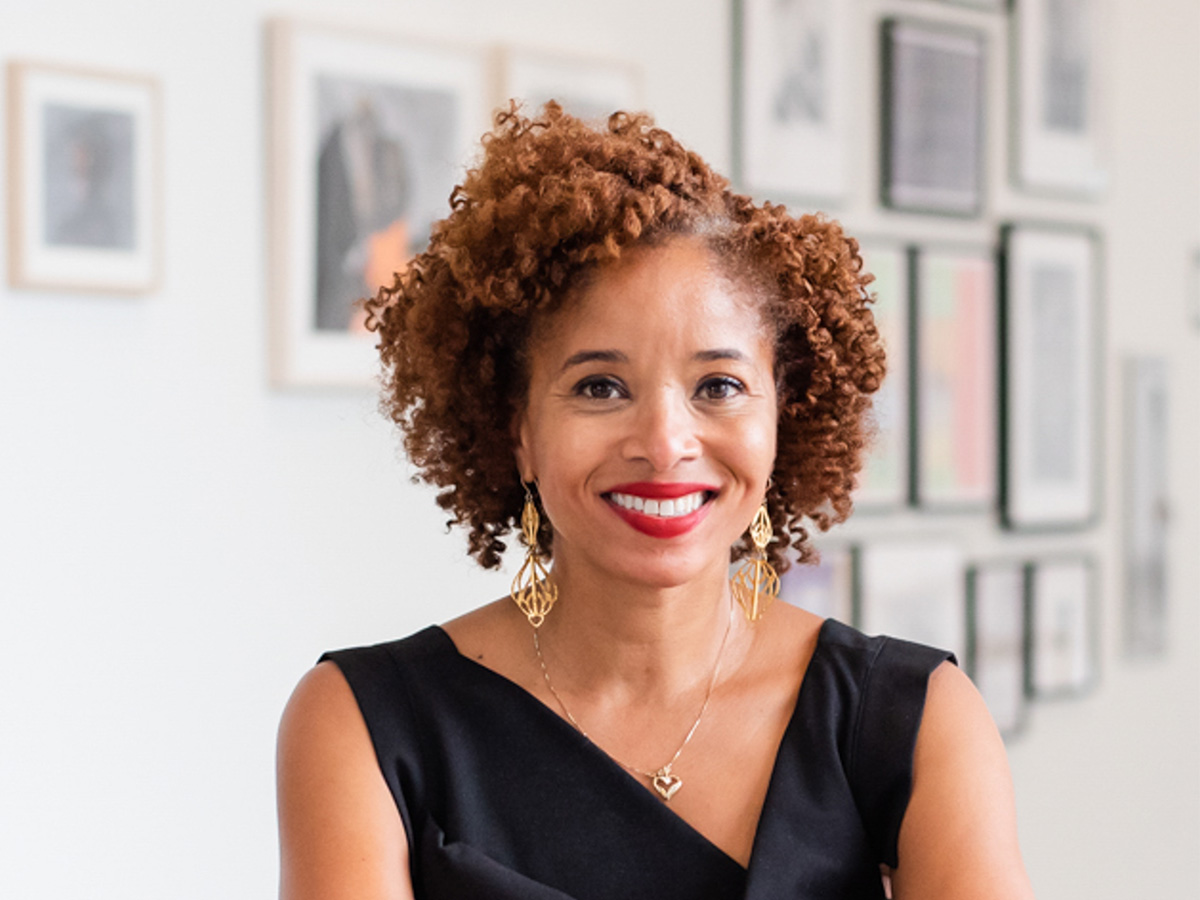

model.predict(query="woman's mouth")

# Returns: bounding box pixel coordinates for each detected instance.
[602,484,717,538]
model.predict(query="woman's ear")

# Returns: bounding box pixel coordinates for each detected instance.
[512,410,535,484]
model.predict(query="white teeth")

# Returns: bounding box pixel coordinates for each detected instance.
[608,491,709,518]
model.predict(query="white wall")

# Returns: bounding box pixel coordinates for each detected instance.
[0,1,1195,897]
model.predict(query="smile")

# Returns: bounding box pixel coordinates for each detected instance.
[602,483,718,538]
[607,490,711,518]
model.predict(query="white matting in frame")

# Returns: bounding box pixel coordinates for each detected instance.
[1028,557,1096,697]
[779,544,854,624]
[734,0,851,203]
[267,20,489,388]
[500,48,642,122]
[7,61,160,293]
[855,241,911,510]
[967,561,1028,737]
[1000,225,1100,530]
[1013,0,1108,196]
[856,540,967,660]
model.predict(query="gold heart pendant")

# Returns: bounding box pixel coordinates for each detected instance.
[651,770,682,801]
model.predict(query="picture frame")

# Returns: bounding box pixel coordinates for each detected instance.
[1027,556,1097,697]
[999,224,1101,530]
[267,20,489,387]
[855,241,911,510]
[880,18,986,216]
[779,544,855,624]
[733,0,852,204]
[7,61,161,293]
[1012,0,1108,196]
[499,47,642,122]
[912,244,997,509]
[1123,357,1169,657]
[855,540,967,660]
[967,561,1028,737]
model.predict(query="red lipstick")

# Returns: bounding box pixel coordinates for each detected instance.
[603,482,717,539]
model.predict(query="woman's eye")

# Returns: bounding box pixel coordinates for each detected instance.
[574,376,625,400]
[697,376,746,401]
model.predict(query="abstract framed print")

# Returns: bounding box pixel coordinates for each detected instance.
[7,61,160,293]
[967,561,1028,737]
[500,47,642,123]
[267,20,489,387]
[880,19,986,216]
[733,0,852,203]
[1027,556,1096,697]
[912,244,997,509]
[999,224,1101,530]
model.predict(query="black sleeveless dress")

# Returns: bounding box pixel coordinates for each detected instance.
[321,618,953,900]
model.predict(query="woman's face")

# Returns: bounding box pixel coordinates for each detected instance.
[515,239,778,590]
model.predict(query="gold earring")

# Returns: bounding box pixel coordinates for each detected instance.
[510,484,557,628]
[730,503,780,622]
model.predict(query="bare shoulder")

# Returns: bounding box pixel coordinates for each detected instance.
[889,662,1035,900]
[441,597,533,682]
[277,662,414,900]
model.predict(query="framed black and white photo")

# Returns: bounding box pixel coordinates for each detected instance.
[967,561,1028,737]
[779,544,855,624]
[855,241,911,510]
[1123,357,1169,657]
[880,19,986,216]
[500,48,642,122]
[856,540,967,659]
[1013,0,1107,195]
[912,245,997,509]
[734,0,851,203]
[7,61,160,293]
[999,224,1101,530]
[1027,557,1096,697]
[267,20,488,387]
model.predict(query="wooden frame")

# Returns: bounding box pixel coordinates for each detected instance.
[7,61,161,293]
[967,561,1029,737]
[1026,556,1097,697]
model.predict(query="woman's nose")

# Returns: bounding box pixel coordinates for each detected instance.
[622,389,700,471]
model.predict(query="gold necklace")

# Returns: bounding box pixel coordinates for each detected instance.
[532,598,735,802]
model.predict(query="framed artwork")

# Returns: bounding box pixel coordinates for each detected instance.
[1123,357,1169,657]
[1027,557,1096,697]
[500,48,642,122]
[6,61,160,293]
[967,561,1028,737]
[1012,0,1107,196]
[267,20,488,387]
[912,245,997,509]
[779,544,855,624]
[999,224,1101,530]
[855,540,967,659]
[880,19,986,216]
[855,241,911,510]
[733,0,851,203]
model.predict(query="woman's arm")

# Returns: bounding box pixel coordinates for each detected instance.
[277,661,415,900]
[890,662,1036,900]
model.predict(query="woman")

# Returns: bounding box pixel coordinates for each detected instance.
[277,104,1034,899]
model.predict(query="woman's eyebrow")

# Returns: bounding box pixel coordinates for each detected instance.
[560,349,628,372]
[694,348,749,362]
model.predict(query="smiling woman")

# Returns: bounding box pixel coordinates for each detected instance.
[276,103,1035,900]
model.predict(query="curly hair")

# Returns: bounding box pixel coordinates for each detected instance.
[364,102,884,571]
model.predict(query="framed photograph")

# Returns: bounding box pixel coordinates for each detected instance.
[880,19,986,216]
[733,0,852,203]
[1123,357,1169,657]
[855,540,967,659]
[967,561,1028,737]
[500,48,642,122]
[7,61,160,293]
[267,20,489,387]
[912,245,997,509]
[1013,0,1107,195]
[855,241,911,510]
[779,544,855,624]
[1027,557,1096,697]
[999,224,1101,530]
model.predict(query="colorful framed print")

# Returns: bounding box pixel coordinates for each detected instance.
[1012,0,1108,196]
[880,19,986,216]
[912,245,997,509]
[999,224,1101,530]
[7,61,160,293]
[733,0,852,203]
[267,20,489,387]
[1027,556,1096,697]
[500,48,642,122]
[967,561,1028,737]
[779,544,855,624]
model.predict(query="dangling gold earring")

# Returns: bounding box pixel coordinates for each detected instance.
[510,483,557,628]
[730,503,780,622]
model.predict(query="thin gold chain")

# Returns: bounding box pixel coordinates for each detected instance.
[532,597,735,782]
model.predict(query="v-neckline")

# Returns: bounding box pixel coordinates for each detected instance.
[429,618,835,874]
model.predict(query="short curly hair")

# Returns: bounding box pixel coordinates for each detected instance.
[364,102,884,571]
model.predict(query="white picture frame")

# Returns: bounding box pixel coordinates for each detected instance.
[7,61,161,293]
[1028,557,1096,697]
[267,20,489,387]
[500,47,642,122]
[967,561,1028,737]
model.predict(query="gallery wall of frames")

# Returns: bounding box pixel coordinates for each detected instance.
[1,0,1178,743]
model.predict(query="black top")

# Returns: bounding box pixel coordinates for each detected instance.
[321,618,954,900]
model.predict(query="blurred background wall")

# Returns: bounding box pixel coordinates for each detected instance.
[0,0,1196,896]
